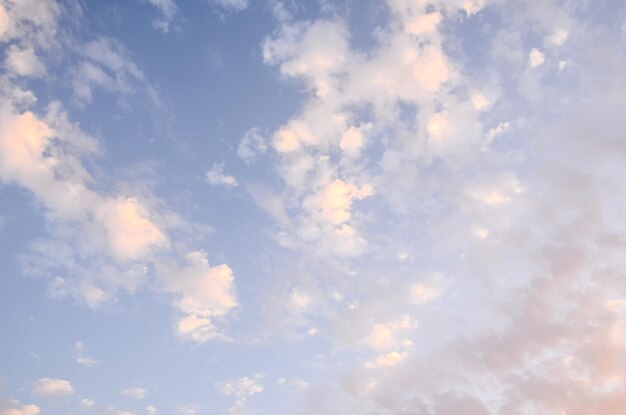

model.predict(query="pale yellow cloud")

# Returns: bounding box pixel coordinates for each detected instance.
[529,48,545,68]
[98,197,167,262]
[0,399,40,415]
[413,46,449,93]
[317,179,373,225]
[364,351,408,369]
[405,12,442,36]
[364,315,417,351]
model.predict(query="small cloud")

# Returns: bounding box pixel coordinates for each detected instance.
[0,398,40,415]
[146,405,157,415]
[208,0,249,12]
[73,341,100,368]
[364,351,408,369]
[176,404,199,415]
[121,387,148,400]
[32,378,75,397]
[146,0,180,33]
[237,127,267,163]
[4,45,46,77]
[206,163,239,187]
[81,398,95,408]
[529,48,545,68]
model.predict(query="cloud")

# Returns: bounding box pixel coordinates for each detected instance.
[364,315,417,351]
[208,0,249,12]
[0,398,40,415]
[145,405,157,415]
[217,374,263,414]
[121,387,148,400]
[32,378,75,397]
[529,47,545,68]
[159,251,238,343]
[146,0,180,33]
[237,127,267,163]
[73,340,100,368]
[3,45,45,77]
[72,37,159,106]
[206,163,239,187]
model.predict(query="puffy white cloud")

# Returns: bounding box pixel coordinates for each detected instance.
[364,315,417,351]
[97,197,168,262]
[32,378,74,397]
[364,351,408,369]
[159,251,237,342]
[3,45,45,77]
[145,406,157,415]
[206,163,239,187]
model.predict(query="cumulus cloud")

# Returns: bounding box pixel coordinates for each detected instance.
[0,0,237,342]
[32,378,74,397]
[159,251,237,342]
[3,45,45,77]
[206,163,239,187]
[0,398,40,415]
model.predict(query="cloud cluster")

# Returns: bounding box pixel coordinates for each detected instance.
[0,0,237,341]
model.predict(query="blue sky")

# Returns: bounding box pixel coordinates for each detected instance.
[1,0,626,414]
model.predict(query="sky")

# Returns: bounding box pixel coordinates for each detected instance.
[1,0,626,414]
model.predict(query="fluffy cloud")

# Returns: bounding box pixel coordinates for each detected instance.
[3,45,45,77]
[0,398,40,415]
[0,0,237,341]
[159,251,237,342]
[206,163,239,187]
[32,378,74,397]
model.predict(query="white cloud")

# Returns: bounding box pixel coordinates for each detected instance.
[176,404,199,415]
[364,315,417,351]
[121,387,148,400]
[0,398,40,415]
[159,251,237,343]
[146,0,179,33]
[80,398,95,408]
[206,163,239,187]
[4,45,45,77]
[217,374,263,414]
[529,47,545,68]
[364,351,408,369]
[76,353,100,368]
[145,405,157,415]
[237,127,267,163]
[32,378,75,397]
[208,0,249,12]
